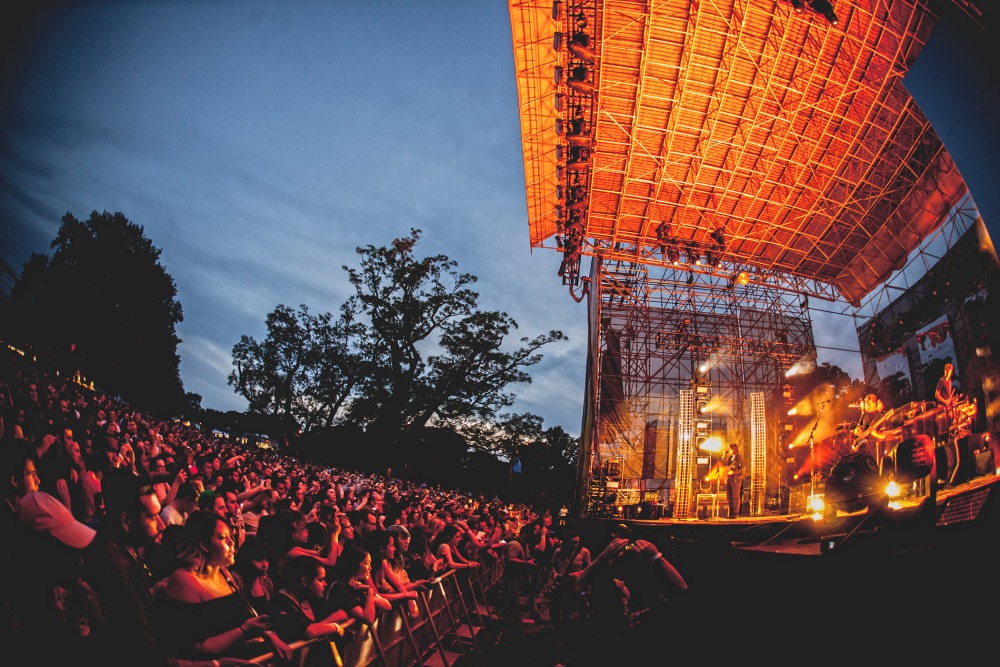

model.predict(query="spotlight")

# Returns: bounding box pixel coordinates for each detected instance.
[737,271,750,285]
[667,246,680,265]
[566,148,589,172]
[569,13,596,64]
[790,0,806,11]
[655,221,672,244]
[686,242,702,265]
[568,65,595,96]
[810,0,838,25]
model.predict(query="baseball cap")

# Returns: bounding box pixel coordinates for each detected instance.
[18,491,96,549]
[387,524,411,539]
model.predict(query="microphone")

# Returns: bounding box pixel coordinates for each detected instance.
[817,400,829,406]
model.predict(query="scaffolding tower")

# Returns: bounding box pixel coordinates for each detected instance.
[582,254,816,518]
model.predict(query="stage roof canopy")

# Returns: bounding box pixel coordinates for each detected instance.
[509,0,970,306]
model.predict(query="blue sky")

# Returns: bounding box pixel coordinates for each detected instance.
[2,0,941,437]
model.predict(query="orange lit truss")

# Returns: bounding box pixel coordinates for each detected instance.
[508,0,971,517]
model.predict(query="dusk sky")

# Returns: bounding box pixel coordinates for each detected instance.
[8,1,988,436]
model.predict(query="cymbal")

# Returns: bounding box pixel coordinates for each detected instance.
[835,422,854,430]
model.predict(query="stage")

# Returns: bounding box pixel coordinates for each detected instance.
[582,471,1000,658]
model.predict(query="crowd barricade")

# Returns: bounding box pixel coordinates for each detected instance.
[248,556,506,667]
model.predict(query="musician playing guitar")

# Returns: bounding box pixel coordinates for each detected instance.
[853,393,890,461]
[934,362,961,485]
[724,442,744,519]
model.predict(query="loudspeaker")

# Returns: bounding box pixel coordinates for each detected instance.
[975,449,994,476]
[892,435,935,483]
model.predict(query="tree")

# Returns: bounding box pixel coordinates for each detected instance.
[345,229,566,448]
[454,413,580,504]
[228,303,366,431]
[227,229,570,475]
[2,211,185,413]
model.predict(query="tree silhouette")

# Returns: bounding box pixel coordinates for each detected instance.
[2,211,185,413]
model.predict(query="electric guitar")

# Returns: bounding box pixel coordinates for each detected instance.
[727,456,742,477]
[852,408,894,450]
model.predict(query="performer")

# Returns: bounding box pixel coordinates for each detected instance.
[724,442,744,519]
[853,393,889,461]
[934,362,957,409]
[934,362,961,485]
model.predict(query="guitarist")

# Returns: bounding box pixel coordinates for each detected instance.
[853,393,890,463]
[934,362,961,485]
[724,442,744,519]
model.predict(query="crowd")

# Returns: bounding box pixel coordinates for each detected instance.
[0,352,689,667]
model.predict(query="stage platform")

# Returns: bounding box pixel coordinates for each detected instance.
[577,472,1000,659]
[605,469,1000,559]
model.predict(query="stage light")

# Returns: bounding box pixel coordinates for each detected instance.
[685,241,700,265]
[791,0,806,11]
[569,13,596,63]
[698,436,723,452]
[568,65,595,96]
[566,144,589,172]
[737,271,750,285]
[810,0,838,25]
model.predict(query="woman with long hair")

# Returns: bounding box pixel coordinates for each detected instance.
[155,510,293,662]
[431,523,480,573]
[363,529,420,617]
[269,555,347,667]
[324,542,391,627]
[229,535,275,614]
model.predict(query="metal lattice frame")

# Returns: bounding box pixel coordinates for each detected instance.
[583,256,815,516]
[510,0,967,306]
[674,388,695,518]
[511,1,981,517]
[749,391,767,516]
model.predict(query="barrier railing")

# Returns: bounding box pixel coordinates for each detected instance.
[248,556,506,667]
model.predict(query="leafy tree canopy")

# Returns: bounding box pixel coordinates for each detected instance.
[2,210,185,413]
[228,228,574,474]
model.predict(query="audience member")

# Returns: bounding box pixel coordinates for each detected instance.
[269,555,347,667]
[364,529,420,614]
[83,468,168,665]
[544,524,591,623]
[325,542,391,627]
[566,534,688,665]
[229,535,276,614]
[155,510,293,662]
[3,443,99,661]
[161,480,201,527]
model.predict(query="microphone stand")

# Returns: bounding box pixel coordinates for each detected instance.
[808,402,830,508]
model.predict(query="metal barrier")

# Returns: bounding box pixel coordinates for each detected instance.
[248,557,506,667]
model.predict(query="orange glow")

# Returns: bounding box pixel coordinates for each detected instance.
[704,462,727,482]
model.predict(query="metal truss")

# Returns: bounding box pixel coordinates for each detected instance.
[582,256,816,518]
